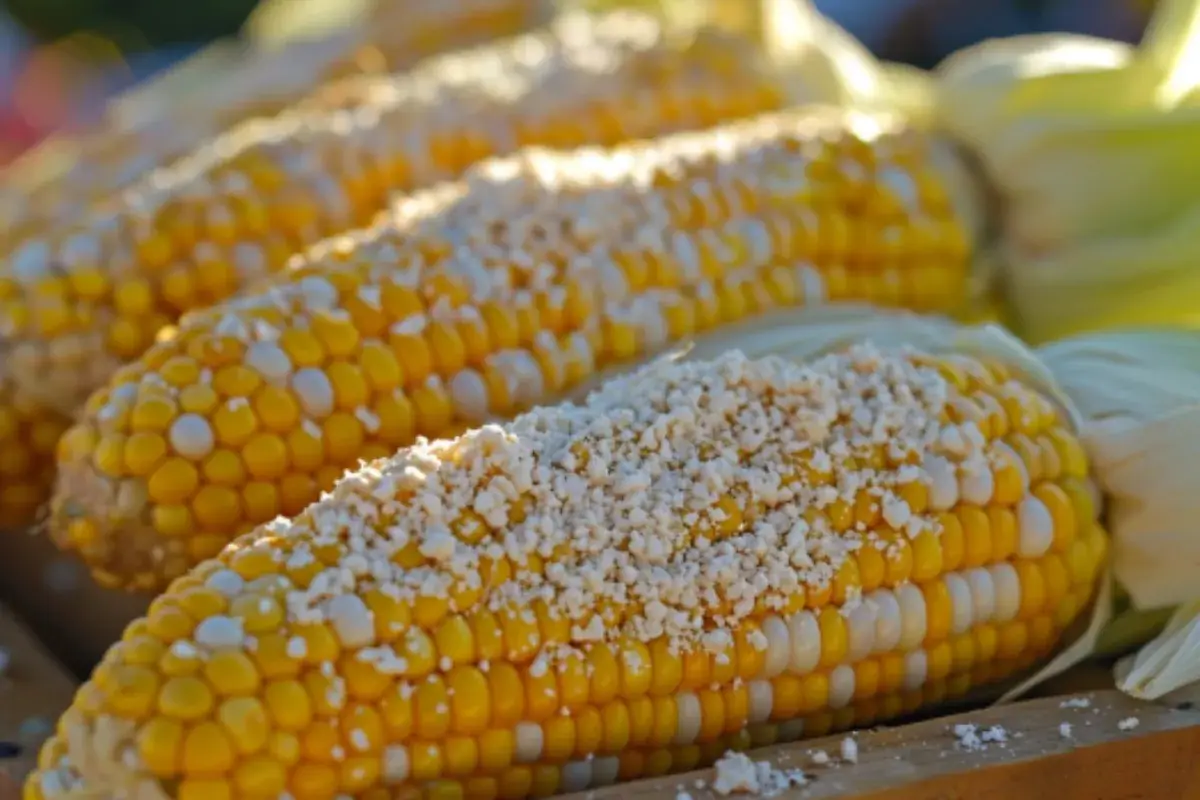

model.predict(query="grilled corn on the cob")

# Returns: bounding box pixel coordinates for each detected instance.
[51,109,981,590]
[0,10,790,529]
[0,0,552,243]
[28,342,1107,800]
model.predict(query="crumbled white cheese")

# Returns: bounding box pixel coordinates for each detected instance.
[954,723,1009,751]
[712,751,807,797]
[954,724,982,751]
[982,725,1008,745]
[264,346,959,663]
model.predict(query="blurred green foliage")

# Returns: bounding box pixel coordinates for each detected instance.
[3,0,260,50]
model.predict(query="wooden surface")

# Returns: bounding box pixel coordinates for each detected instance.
[569,689,1200,800]
[0,603,77,788]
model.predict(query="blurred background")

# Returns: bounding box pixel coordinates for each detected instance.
[0,0,1162,167]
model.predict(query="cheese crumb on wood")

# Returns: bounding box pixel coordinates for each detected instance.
[1059,697,1091,709]
[953,723,1009,751]
[712,751,808,797]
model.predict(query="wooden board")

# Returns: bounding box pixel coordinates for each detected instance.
[0,603,77,790]
[569,689,1200,800]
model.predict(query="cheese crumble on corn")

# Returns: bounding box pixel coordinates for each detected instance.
[30,345,1107,800]
[0,9,786,529]
[52,109,974,589]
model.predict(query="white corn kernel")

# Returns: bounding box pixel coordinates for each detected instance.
[828,665,856,709]
[674,693,702,745]
[292,368,335,418]
[896,583,928,650]
[965,568,996,623]
[870,590,903,654]
[943,573,974,635]
[903,650,928,691]
[787,611,821,674]
[760,615,791,678]
[747,680,774,723]
[1017,495,1055,557]
[168,414,215,460]
[514,722,544,763]
[990,562,1022,622]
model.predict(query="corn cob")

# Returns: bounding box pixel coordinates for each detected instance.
[49,109,978,590]
[27,344,1108,800]
[0,10,789,530]
[0,0,552,244]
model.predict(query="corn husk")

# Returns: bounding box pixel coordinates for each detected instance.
[243,0,374,44]
[1115,601,1200,699]
[1097,599,1174,659]
[1000,202,1200,343]
[930,0,1200,344]
[726,0,939,122]
[753,0,896,111]
[1039,329,1200,611]
[934,34,1138,138]
[1039,328,1200,698]
[1140,0,1200,106]
[598,306,1200,699]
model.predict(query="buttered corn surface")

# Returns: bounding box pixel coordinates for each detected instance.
[52,110,974,590]
[0,10,787,528]
[29,346,1107,800]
